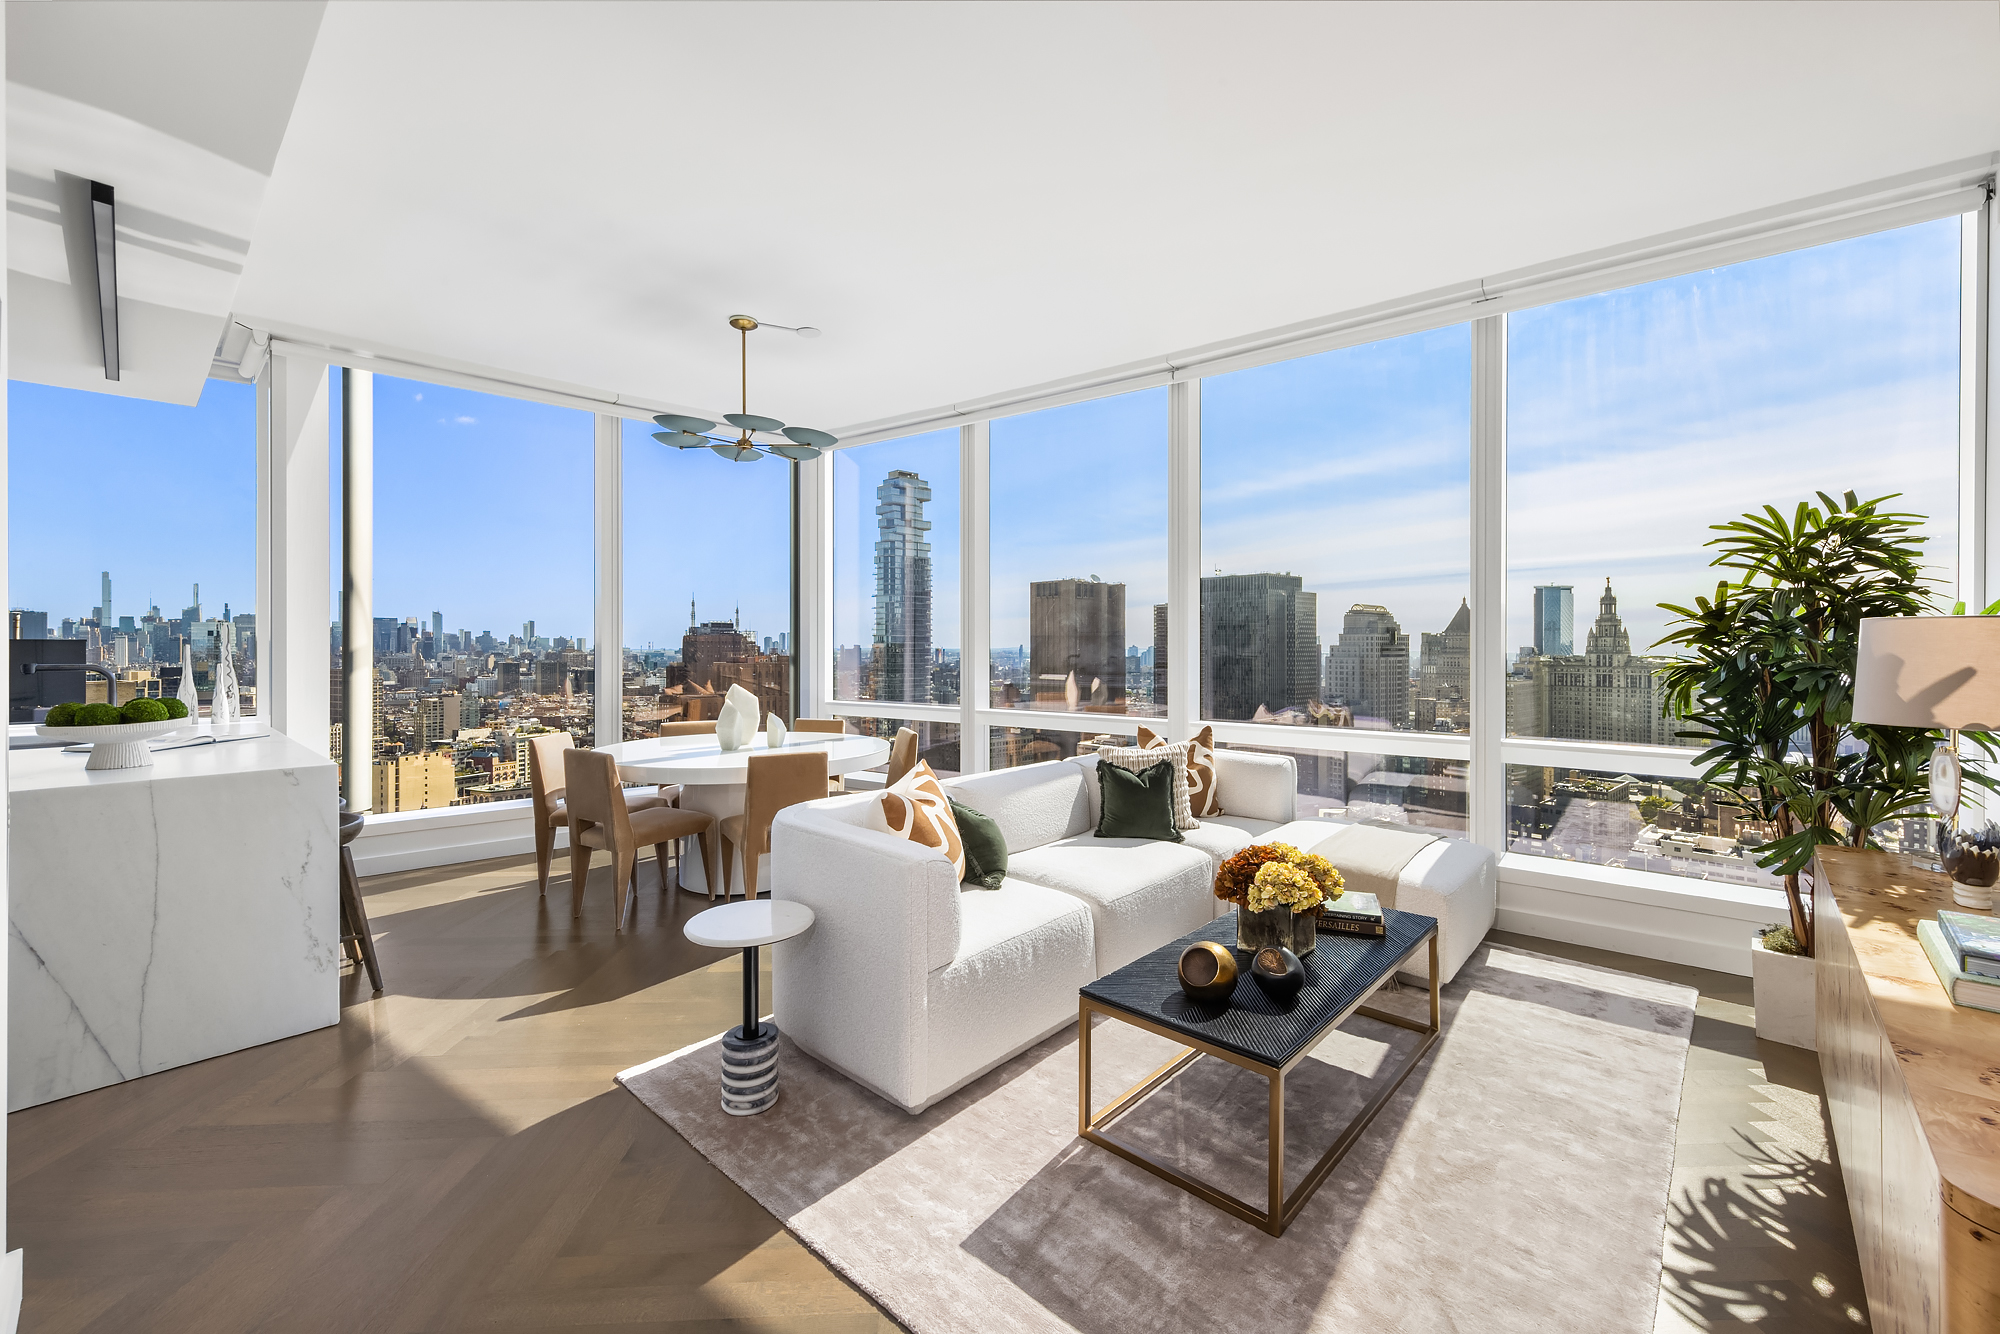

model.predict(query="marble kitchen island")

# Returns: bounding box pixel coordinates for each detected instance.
[8,729,341,1111]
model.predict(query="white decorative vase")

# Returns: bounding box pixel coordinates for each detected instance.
[766,715,788,749]
[1750,933,1817,1051]
[715,683,760,753]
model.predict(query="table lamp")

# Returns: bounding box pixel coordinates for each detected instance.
[1852,617,2000,897]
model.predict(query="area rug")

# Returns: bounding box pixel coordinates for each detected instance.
[618,943,1695,1334]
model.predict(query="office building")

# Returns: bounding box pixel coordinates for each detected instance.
[1533,584,1575,657]
[1525,580,1686,747]
[1200,573,1317,721]
[373,750,456,812]
[1028,577,1124,709]
[869,470,933,704]
[1324,603,1411,729]
[10,609,48,640]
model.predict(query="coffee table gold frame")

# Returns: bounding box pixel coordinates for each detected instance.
[1078,926,1439,1237]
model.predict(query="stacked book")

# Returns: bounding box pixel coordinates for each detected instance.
[1317,891,1385,938]
[1918,911,2000,1014]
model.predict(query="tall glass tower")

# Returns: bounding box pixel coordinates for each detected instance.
[1532,584,1574,656]
[870,470,933,703]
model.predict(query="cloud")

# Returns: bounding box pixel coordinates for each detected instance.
[455,415,477,425]
[412,392,423,401]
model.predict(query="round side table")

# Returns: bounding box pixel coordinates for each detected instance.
[684,900,815,1115]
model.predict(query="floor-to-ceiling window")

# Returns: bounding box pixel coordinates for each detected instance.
[988,388,1167,767]
[369,376,594,809]
[9,376,257,717]
[1502,216,1964,884]
[622,421,792,740]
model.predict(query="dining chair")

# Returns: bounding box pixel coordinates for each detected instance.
[527,732,669,897]
[792,718,848,793]
[563,748,718,927]
[885,727,919,787]
[655,720,717,738]
[719,749,829,901]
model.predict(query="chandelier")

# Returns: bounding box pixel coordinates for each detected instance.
[650,315,838,462]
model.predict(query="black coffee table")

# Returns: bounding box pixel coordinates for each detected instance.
[1078,907,1440,1236]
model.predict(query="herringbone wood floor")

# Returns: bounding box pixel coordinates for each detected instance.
[8,851,898,1333]
[8,854,1870,1332]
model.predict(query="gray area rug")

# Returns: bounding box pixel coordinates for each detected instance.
[619,943,1696,1334]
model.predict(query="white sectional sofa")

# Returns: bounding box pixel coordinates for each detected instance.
[769,749,1494,1114]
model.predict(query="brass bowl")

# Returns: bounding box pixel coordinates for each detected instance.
[1177,941,1238,1002]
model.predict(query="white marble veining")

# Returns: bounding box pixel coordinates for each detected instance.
[9,733,340,1110]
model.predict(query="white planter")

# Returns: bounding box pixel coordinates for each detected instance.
[1750,933,1817,1051]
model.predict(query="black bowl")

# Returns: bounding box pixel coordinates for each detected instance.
[1249,945,1304,999]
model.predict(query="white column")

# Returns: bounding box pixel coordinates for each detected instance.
[265,352,331,757]
[798,451,833,719]
[341,368,373,811]
[0,8,21,1307]
[1468,315,1508,856]
[593,412,622,744]
[960,421,991,771]
[1970,193,1997,609]
[1167,378,1201,734]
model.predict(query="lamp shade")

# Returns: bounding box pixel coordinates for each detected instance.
[1852,616,2000,730]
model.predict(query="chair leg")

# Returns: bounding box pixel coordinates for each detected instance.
[340,844,383,993]
[534,814,554,897]
[741,832,760,901]
[702,829,722,900]
[613,847,636,928]
[720,832,737,901]
[654,843,673,894]
[570,842,592,920]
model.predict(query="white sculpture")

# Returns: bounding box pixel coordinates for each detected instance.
[766,713,788,749]
[177,642,201,725]
[211,646,240,725]
[715,683,760,753]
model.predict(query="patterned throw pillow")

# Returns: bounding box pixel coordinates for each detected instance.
[1097,741,1194,830]
[1138,724,1222,817]
[877,760,966,880]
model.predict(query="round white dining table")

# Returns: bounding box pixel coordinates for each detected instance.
[596,732,890,898]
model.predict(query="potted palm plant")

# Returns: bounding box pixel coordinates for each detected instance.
[1656,492,1989,1047]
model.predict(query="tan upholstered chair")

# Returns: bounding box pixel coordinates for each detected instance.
[563,748,717,927]
[719,749,828,901]
[886,727,919,787]
[655,720,717,738]
[528,732,672,897]
[792,718,847,793]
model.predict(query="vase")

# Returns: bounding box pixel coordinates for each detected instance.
[1941,836,1999,909]
[1235,906,1316,957]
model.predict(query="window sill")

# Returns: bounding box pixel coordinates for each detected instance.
[1495,851,1785,976]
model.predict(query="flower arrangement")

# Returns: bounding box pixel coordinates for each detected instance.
[1217,843,1344,915]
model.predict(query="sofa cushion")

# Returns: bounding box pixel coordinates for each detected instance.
[1099,741,1194,828]
[940,762,1092,854]
[1179,814,1283,874]
[925,878,1095,1108]
[874,761,966,880]
[1007,836,1215,973]
[1095,757,1183,842]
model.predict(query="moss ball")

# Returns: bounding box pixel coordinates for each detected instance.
[75,702,122,726]
[121,698,170,723]
[161,697,190,720]
[43,702,79,726]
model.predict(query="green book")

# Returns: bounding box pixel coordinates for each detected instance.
[1321,891,1383,924]
[1916,919,2000,1015]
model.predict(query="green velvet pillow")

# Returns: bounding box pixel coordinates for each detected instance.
[948,798,1009,890]
[1095,757,1184,842]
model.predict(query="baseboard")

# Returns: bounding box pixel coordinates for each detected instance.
[1,1249,22,1334]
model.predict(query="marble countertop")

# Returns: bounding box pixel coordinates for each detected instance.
[8,726,333,793]
[1817,847,2000,1223]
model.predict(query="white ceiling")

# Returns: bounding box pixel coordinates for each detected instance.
[30,2,2000,432]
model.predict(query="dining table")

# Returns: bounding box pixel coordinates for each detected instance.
[596,730,891,899]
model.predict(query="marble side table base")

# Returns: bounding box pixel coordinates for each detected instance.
[721,1022,780,1115]
[684,899,816,1118]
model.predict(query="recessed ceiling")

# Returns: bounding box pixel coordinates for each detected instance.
[26,2,2000,430]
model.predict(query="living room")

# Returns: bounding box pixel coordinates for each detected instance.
[3,3,1998,1332]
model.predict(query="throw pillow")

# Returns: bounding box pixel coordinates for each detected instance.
[948,798,1008,890]
[878,760,966,880]
[1138,724,1222,817]
[1096,757,1183,842]
[1098,741,1194,830]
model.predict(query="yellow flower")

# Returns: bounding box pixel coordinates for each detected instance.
[1247,860,1324,914]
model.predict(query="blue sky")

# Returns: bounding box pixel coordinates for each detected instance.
[9,217,1965,671]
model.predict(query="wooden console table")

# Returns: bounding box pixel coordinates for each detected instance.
[1815,848,2000,1333]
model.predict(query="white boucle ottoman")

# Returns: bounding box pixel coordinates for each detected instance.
[1262,818,1497,986]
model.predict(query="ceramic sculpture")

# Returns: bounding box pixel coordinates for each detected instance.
[177,642,201,724]
[716,683,760,752]
[766,714,788,748]
[211,645,240,725]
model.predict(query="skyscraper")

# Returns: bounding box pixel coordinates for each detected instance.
[1532,585,1574,657]
[1325,603,1411,728]
[1029,578,1125,709]
[869,470,933,704]
[1529,579,1686,746]
[1200,573,1318,720]
[432,611,444,642]
[1152,603,1169,710]
[100,571,112,630]
[1416,598,1472,731]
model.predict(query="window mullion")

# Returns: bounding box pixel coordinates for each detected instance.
[1469,316,1507,855]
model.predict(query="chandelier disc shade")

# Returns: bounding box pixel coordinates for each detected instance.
[651,316,838,462]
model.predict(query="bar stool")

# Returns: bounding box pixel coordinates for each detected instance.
[338,808,384,993]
